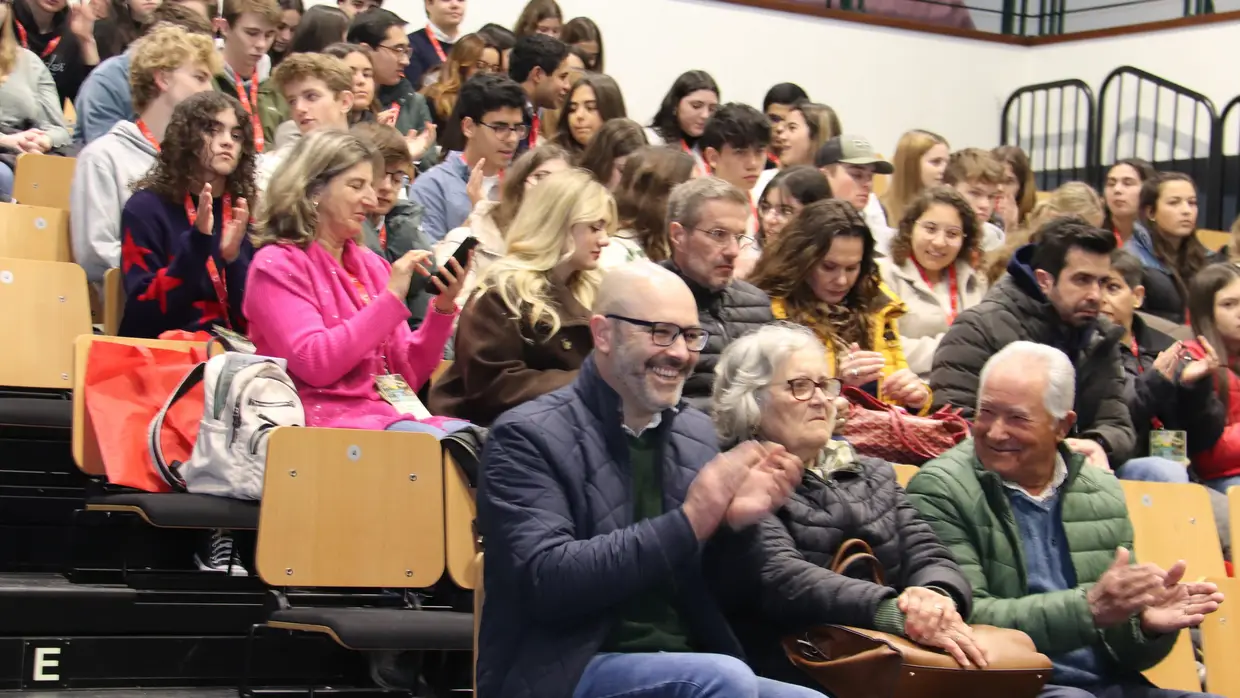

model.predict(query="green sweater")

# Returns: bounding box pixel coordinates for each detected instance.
[213,73,288,149]
[905,439,1175,670]
[600,431,691,653]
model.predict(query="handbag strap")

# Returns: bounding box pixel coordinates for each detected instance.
[830,538,887,586]
[146,361,206,492]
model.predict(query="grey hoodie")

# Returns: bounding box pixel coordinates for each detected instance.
[70,120,158,284]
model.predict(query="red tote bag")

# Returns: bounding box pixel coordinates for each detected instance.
[83,342,208,492]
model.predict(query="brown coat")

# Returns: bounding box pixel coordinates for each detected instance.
[428,281,593,426]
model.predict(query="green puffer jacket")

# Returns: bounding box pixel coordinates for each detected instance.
[905,440,1175,670]
[212,74,288,149]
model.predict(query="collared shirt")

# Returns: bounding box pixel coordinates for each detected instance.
[1001,453,1068,504]
[622,411,664,438]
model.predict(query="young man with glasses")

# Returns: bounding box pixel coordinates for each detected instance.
[661,176,776,413]
[477,261,816,698]
[409,72,526,242]
[346,8,437,168]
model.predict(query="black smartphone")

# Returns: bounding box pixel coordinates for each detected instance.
[427,236,479,295]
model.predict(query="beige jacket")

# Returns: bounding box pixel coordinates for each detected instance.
[878,257,987,378]
[434,200,507,308]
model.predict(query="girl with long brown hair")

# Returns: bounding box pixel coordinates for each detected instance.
[1126,171,1209,323]
[554,73,626,157]
[513,0,562,38]
[751,199,931,412]
[421,33,500,133]
[991,145,1036,230]
[608,145,696,264]
[579,117,648,190]
[1185,263,1240,491]
[880,129,949,228]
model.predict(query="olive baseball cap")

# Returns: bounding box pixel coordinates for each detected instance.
[814,135,894,174]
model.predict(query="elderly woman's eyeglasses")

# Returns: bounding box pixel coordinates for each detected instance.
[606,314,710,352]
[787,377,842,401]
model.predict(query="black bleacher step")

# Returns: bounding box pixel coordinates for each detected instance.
[1,690,236,697]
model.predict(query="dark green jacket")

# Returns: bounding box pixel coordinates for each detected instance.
[905,440,1175,671]
[377,79,439,173]
[361,199,437,329]
[213,74,288,149]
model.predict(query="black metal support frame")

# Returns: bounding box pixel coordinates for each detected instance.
[1001,78,1096,190]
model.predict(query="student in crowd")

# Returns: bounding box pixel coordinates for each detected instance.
[422,33,500,132]
[909,342,1224,698]
[560,15,602,71]
[815,135,894,248]
[554,73,625,157]
[119,91,257,338]
[753,199,931,414]
[1103,249,1225,483]
[336,0,373,19]
[1186,263,1240,493]
[943,147,1006,252]
[245,128,469,434]
[71,25,218,287]
[661,176,775,412]
[323,42,381,124]
[73,1,213,144]
[435,143,570,309]
[352,121,440,330]
[1103,157,1158,245]
[757,165,830,247]
[507,32,570,152]
[409,72,526,241]
[93,0,159,61]
[476,22,513,73]
[215,0,284,149]
[879,129,949,235]
[930,217,1136,469]
[259,52,355,191]
[1211,214,1240,264]
[983,180,1106,286]
[761,82,809,165]
[268,0,303,67]
[992,144,1036,231]
[698,102,769,277]
[12,0,99,102]
[429,169,613,426]
[579,116,647,191]
[513,0,562,38]
[758,100,840,199]
[405,0,465,88]
[476,260,818,698]
[1126,171,1208,324]
[0,0,72,183]
[609,145,695,264]
[537,45,583,142]
[877,186,986,379]
[711,324,980,688]
[646,69,719,175]
[287,4,348,53]
[346,8,437,160]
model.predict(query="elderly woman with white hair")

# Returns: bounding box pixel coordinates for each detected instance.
[707,323,988,689]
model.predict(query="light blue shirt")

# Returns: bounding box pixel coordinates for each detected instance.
[408,150,472,243]
[73,52,133,144]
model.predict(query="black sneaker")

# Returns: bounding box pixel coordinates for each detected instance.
[194,529,249,576]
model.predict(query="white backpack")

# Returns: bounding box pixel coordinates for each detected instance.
[150,352,305,500]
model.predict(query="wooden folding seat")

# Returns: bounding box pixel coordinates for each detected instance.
[1121,480,1225,692]
[1200,576,1240,697]
[0,202,71,262]
[891,463,918,488]
[241,427,473,695]
[102,268,125,336]
[1197,229,1230,253]
[12,153,76,211]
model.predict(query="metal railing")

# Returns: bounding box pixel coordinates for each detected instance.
[1001,79,1096,190]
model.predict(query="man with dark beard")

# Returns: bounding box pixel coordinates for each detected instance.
[475,262,822,698]
[930,216,1136,470]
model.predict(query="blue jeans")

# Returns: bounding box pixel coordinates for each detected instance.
[385,418,470,438]
[572,652,826,698]
[1116,456,1191,483]
[1039,681,1218,697]
[0,161,13,201]
[1204,474,1240,494]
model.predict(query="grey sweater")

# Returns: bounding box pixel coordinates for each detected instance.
[0,48,71,148]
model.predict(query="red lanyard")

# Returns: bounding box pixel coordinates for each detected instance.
[1130,336,1166,428]
[914,261,960,325]
[347,272,372,306]
[231,71,265,154]
[377,221,387,249]
[529,110,539,147]
[389,101,400,121]
[681,139,705,177]
[14,21,60,58]
[425,24,447,62]
[135,119,160,151]
[184,193,234,326]
[767,151,781,168]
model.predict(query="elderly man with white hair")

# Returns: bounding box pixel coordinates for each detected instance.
[906,341,1225,698]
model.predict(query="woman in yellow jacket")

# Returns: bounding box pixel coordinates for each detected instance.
[751,199,933,415]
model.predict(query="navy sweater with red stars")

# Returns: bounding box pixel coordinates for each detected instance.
[118,189,254,338]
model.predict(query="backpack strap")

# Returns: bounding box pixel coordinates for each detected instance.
[147,362,206,492]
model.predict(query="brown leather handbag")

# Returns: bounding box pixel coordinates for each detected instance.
[781,539,1053,698]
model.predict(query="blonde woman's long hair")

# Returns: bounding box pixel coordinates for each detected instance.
[983,181,1104,285]
[476,168,616,337]
[881,129,948,225]
[0,3,18,79]
[252,129,381,249]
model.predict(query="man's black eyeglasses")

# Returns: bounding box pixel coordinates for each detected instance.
[606,314,710,352]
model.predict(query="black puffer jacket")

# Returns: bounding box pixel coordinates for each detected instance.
[929,245,1136,465]
[711,455,970,687]
[661,260,774,412]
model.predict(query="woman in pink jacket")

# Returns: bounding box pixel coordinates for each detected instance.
[244,129,472,436]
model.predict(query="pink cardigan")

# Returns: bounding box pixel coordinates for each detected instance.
[244,239,458,430]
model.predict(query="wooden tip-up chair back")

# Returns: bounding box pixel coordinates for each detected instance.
[0,257,91,391]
